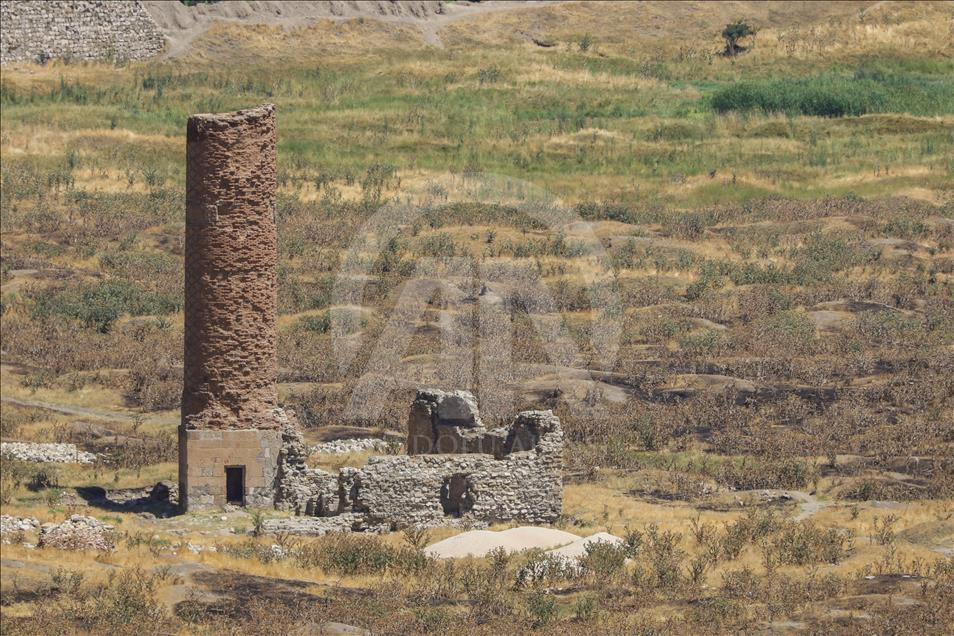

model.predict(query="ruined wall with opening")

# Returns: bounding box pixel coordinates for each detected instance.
[0,1,165,64]
[272,390,564,531]
[180,104,281,512]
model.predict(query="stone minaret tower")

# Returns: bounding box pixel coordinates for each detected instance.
[179,104,280,511]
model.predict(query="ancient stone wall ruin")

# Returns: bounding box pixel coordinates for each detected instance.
[272,389,564,531]
[180,104,280,512]
[0,1,165,64]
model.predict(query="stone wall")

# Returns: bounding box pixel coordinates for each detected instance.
[358,412,563,526]
[0,1,165,64]
[273,390,564,530]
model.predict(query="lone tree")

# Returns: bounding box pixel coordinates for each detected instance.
[722,20,756,56]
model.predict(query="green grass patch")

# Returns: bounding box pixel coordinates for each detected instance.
[710,72,954,117]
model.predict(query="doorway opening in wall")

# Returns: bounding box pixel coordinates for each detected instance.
[440,473,475,517]
[225,466,245,505]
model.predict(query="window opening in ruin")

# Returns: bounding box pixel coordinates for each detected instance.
[440,473,475,517]
[225,466,245,505]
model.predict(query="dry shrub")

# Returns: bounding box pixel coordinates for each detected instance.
[717,456,816,490]
[4,569,170,636]
[296,533,428,576]
[768,521,854,566]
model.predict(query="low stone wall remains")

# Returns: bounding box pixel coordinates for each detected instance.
[1,1,165,64]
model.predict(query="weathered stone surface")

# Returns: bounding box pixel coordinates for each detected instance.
[182,104,278,433]
[356,408,564,527]
[180,426,281,510]
[261,513,372,536]
[436,390,480,426]
[38,515,115,552]
[1,1,165,64]
[407,399,437,454]
[1,442,97,464]
[311,438,391,454]
[274,413,339,516]
[150,480,178,503]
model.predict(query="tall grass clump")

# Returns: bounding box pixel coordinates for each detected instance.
[710,72,954,117]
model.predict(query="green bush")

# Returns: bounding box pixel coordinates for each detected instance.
[580,540,629,579]
[32,280,180,333]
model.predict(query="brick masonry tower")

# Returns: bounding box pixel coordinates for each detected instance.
[179,104,280,511]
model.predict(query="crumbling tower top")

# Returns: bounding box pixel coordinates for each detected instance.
[182,103,278,431]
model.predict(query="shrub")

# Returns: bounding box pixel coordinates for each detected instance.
[525,589,557,628]
[420,232,457,257]
[296,533,427,575]
[717,456,815,490]
[298,312,331,333]
[32,280,180,333]
[28,464,61,490]
[722,20,756,57]
[770,522,854,565]
[580,540,628,579]
[126,358,181,411]
[751,310,816,356]
[477,66,502,85]
[644,524,685,589]
[516,550,579,587]
[721,567,760,600]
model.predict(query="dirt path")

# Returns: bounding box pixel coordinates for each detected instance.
[761,490,829,521]
[0,395,175,426]
[0,268,38,294]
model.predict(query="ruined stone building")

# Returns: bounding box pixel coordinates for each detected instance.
[180,103,563,526]
[272,389,564,530]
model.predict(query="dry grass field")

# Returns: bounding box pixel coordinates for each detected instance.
[1,1,952,634]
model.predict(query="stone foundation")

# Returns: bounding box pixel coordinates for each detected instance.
[179,428,281,511]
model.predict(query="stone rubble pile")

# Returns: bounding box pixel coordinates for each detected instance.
[1,442,98,464]
[0,515,39,542]
[310,438,392,455]
[38,515,115,552]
